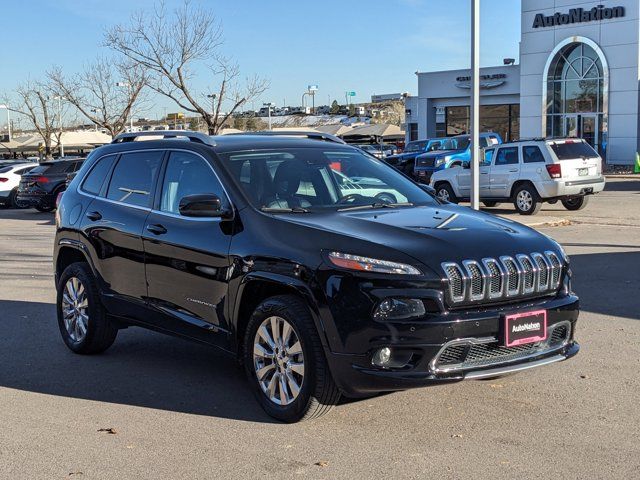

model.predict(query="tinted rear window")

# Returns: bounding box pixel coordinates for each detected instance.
[28,161,75,175]
[550,142,598,160]
[81,155,116,195]
[0,166,11,173]
[106,152,163,207]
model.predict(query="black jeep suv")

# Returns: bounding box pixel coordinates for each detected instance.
[54,131,579,422]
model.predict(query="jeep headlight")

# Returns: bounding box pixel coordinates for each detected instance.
[328,251,421,275]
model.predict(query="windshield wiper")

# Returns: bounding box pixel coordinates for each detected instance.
[337,202,414,212]
[260,206,310,213]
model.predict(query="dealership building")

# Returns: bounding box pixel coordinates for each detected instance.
[405,0,638,164]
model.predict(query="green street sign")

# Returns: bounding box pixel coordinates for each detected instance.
[347,91,356,96]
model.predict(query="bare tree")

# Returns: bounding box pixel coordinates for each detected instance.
[5,80,64,158]
[48,57,147,137]
[105,0,269,135]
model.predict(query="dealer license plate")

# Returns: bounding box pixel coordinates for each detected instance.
[578,168,589,176]
[504,310,547,347]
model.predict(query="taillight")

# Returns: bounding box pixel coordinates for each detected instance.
[546,164,562,179]
[36,176,49,184]
[0,177,8,183]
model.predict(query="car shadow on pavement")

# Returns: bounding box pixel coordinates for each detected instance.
[0,299,279,424]
[570,250,640,321]
[603,179,640,192]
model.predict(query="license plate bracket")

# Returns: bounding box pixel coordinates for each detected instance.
[503,310,547,347]
[578,168,588,176]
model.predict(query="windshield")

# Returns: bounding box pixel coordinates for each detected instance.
[441,137,470,151]
[550,141,599,160]
[218,147,438,211]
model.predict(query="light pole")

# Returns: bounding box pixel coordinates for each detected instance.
[53,95,65,157]
[90,108,101,132]
[470,0,480,210]
[116,82,133,131]
[263,102,274,130]
[0,104,11,142]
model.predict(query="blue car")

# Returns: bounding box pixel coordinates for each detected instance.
[384,138,445,175]
[414,132,502,181]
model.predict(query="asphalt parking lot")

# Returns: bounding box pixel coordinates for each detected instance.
[0,179,638,479]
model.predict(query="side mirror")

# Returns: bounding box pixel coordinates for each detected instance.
[419,183,436,196]
[178,194,230,218]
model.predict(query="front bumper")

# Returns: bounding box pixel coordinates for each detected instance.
[324,294,580,396]
[414,165,444,181]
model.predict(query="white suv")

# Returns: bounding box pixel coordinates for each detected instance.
[429,138,605,215]
[0,162,38,208]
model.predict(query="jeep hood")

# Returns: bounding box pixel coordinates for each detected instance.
[277,204,558,271]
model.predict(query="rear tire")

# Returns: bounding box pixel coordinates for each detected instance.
[483,201,498,208]
[56,262,118,354]
[243,295,341,422]
[435,183,458,204]
[35,204,55,212]
[10,189,29,209]
[561,196,589,211]
[513,184,541,215]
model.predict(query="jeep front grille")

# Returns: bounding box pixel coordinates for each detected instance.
[441,251,563,305]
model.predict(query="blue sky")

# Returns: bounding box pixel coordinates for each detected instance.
[2,0,520,119]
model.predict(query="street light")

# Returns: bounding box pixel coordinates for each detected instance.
[0,104,11,142]
[263,102,274,130]
[53,95,65,157]
[116,82,133,131]
[207,94,217,115]
[90,108,102,132]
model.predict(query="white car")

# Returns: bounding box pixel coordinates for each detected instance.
[0,162,38,208]
[429,138,605,215]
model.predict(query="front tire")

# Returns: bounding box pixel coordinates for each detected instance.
[56,262,118,354]
[513,184,541,215]
[561,196,589,211]
[36,204,55,212]
[435,183,458,204]
[244,295,341,422]
[10,189,29,209]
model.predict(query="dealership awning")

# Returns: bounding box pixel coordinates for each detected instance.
[0,131,112,153]
[340,123,405,143]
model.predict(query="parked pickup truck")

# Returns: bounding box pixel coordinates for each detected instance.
[429,137,605,215]
[384,138,444,175]
[414,132,502,182]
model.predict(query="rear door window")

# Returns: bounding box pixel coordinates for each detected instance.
[523,146,546,163]
[494,147,519,166]
[81,155,117,195]
[106,151,163,208]
[549,141,599,160]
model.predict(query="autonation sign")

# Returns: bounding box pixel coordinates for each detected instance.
[532,4,625,28]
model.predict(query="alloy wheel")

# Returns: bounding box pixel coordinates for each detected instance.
[516,190,533,211]
[61,277,89,342]
[253,316,305,406]
[437,188,450,202]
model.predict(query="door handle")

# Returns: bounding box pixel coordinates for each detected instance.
[509,169,518,173]
[86,211,102,221]
[146,224,167,235]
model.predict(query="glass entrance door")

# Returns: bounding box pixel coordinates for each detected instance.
[563,114,598,150]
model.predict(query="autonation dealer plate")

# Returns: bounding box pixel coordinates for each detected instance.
[504,310,547,347]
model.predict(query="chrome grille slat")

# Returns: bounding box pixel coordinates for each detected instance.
[442,251,564,305]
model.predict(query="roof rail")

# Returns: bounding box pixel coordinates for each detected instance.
[111,130,216,147]
[235,130,346,144]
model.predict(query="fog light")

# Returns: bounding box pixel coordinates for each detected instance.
[372,347,392,367]
[373,298,426,321]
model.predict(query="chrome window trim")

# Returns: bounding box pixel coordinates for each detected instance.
[74,147,235,218]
